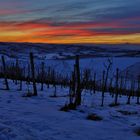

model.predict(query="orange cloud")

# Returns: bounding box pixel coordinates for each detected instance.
[0,20,140,44]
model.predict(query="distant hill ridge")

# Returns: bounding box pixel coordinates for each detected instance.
[0,42,140,59]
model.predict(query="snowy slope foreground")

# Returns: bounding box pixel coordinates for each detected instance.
[0,42,139,140]
[0,80,140,140]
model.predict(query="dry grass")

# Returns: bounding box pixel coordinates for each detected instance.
[87,113,103,121]
[60,103,76,112]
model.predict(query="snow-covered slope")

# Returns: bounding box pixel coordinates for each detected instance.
[121,62,140,80]
[0,80,139,140]
[0,42,139,81]
[0,42,139,140]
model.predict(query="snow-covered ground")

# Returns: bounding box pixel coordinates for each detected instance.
[0,79,140,140]
[0,42,140,59]
[0,42,139,81]
[3,57,140,81]
[39,57,140,79]
[0,42,139,139]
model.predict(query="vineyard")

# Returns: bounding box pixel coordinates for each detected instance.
[0,53,139,140]
[0,53,139,107]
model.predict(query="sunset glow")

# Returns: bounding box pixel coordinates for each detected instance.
[0,0,140,44]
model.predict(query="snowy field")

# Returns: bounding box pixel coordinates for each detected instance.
[0,42,140,59]
[0,80,140,140]
[0,42,139,80]
[3,57,140,81]
[0,43,140,140]
[38,57,140,79]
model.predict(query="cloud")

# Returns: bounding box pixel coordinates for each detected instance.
[0,0,140,44]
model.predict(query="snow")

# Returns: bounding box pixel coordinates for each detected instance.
[0,42,140,139]
[0,42,139,83]
[121,62,140,80]
[2,57,140,80]
[0,42,140,60]
[33,57,140,84]
[0,79,140,140]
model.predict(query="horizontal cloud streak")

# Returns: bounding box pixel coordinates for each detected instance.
[0,0,140,44]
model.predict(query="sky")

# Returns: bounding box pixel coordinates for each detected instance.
[0,0,140,44]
